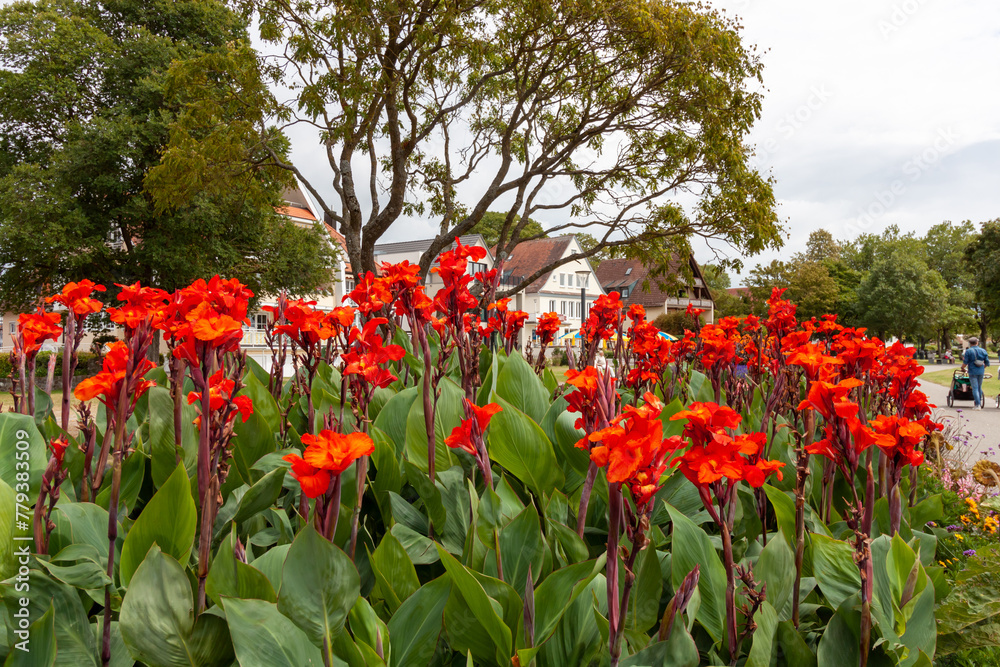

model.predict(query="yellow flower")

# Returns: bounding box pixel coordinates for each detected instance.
[956,533,964,541]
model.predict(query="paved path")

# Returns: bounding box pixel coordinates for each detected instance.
[919,364,1000,459]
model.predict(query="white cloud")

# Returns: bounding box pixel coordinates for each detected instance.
[702,0,1000,282]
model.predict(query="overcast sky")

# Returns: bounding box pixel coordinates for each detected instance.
[702,0,1000,282]
[281,1,1000,283]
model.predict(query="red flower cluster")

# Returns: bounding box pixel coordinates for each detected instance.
[164,277,253,365]
[74,341,155,409]
[870,415,927,468]
[107,282,170,331]
[566,366,615,438]
[186,370,254,429]
[582,292,623,344]
[625,318,672,389]
[271,299,338,348]
[343,318,406,388]
[535,311,561,347]
[671,402,784,488]
[587,393,680,506]
[764,288,797,338]
[16,310,63,355]
[346,272,392,317]
[445,401,502,456]
[485,298,529,347]
[432,239,486,329]
[45,280,106,316]
[284,431,375,498]
[381,261,434,326]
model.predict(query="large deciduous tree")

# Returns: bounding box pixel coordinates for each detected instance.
[965,219,1000,343]
[153,0,782,293]
[855,252,948,342]
[0,0,335,310]
[922,220,977,349]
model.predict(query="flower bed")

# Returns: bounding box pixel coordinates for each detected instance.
[0,245,990,666]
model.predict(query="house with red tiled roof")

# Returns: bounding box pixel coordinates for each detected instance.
[241,183,349,367]
[492,235,606,346]
[594,256,715,323]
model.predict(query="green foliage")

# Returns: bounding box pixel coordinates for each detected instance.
[0,351,100,380]
[0,0,334,309]
[966,219,1000,340]
[748,223,983,343]
[856,250,948,341]
[653,311,699,335]
[159,0,782,281]
[470,211,546,248]
[1,338,968,666]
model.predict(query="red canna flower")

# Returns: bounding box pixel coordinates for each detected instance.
[300,430,375,475]
[582,292,624,344]
[46,280,106,316]
[346,271,392,316]
[535,312,562,347]
[797,378,863,422]
[697,324,738,371]
[283,453,332,499]
[48,436,69,468]
[565,366,617,439]
[786,343,844,380]
[870,415,927,468]
[107,282,170,330]
[671,402,743,446]
[186,370,254,429]
[342,318,406,388]
[432,238,487,283]
[588,392,682,506]
[273,299,337,348]
[764,287,797,337]
[445,401,502,456]
[685,303,706,319]
[74,341,155,408]
[16,310,63,356]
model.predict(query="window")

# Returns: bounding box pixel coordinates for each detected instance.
[575,275,581,287]
[621,288,629,299]
[8,322,14,334]
[549,300,556,312]
[470,261,487,275]
[625,267,632,276]
[559,273,565,286]
[560,301,566,315]
[255,314,269,330]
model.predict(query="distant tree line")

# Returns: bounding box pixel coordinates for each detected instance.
[705,220,1000,350]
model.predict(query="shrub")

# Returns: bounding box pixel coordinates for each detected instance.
[653,309,699,335]
[0,351,100,379]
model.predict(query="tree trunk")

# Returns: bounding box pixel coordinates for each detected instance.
[147,329,162,363]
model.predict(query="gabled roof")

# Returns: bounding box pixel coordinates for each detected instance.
[492,236,574,293]
[594,255,708,308]
[278,185,317,221]
[374,235,489,258]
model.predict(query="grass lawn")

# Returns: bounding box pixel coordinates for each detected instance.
[922,368,1000,397]
[548,365,570,383]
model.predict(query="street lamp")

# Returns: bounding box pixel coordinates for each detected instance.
[575,269,589,353]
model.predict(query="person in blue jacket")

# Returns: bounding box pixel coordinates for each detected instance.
[961,337,990,409]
